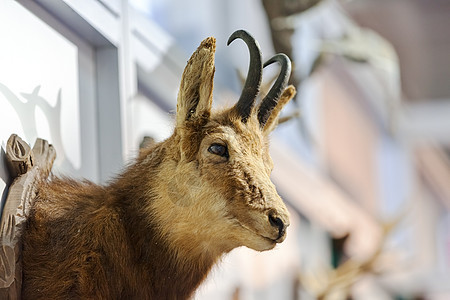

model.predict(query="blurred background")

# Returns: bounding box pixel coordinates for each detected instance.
[1,0,449,299]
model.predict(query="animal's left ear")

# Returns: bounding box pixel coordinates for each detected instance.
[176,37,216,127]
[261,85,296,134]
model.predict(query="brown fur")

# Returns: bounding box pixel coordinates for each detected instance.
[22,37,296,299]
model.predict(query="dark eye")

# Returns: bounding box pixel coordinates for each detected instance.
[208,143,229,158]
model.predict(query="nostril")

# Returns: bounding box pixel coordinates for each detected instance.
[268,214,281,228]
[268,213,285,239]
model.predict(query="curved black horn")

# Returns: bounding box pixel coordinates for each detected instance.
[258,53,292,127]
[227,30,263,122]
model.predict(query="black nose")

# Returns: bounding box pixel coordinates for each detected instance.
[268,213,286,240]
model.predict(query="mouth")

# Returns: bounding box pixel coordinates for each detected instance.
[261,235,278,246]
[237,221,282,245]
[264,233,287,245]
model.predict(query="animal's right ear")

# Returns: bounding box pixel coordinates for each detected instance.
[262,85,296,134]
[176,37,216,127]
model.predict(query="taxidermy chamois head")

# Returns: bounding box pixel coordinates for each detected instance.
[22,30,296,299]
[158,29,295,253]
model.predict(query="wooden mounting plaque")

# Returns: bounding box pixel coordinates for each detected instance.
[0,134,56,299]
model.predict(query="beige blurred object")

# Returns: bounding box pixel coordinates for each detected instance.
[299,217,402,299]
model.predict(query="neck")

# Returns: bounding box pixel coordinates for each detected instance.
[109,140,224,298]
[127,220,219,298]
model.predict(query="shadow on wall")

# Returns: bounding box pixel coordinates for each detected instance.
[0,82,76,174]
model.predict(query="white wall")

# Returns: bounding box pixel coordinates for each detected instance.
[0,1,96,212]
